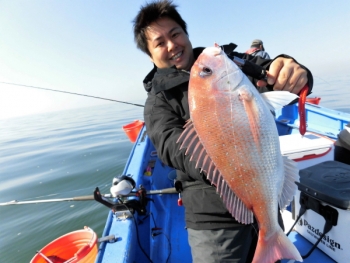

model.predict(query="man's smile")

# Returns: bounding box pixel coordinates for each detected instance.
[171,51,183,60]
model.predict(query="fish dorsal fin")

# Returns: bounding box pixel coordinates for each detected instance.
[178,120,254,224]
[260,91,299,112]
[278,156,299,210]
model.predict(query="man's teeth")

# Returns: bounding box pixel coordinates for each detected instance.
[172,52,182,60]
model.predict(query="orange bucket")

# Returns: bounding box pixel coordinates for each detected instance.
[122,120,145,143]
[30,227,97,263]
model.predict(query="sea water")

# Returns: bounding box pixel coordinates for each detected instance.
[0,76,350,263]
[0,103,143,262]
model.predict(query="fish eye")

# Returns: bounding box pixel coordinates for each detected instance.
[200,67,212,77]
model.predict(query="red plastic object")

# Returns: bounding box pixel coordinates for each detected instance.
[122,120,145,143]
[298,85,309,136]
[306,97,321,105]
[30,227,97,263]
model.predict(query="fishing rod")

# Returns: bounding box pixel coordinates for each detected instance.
[0,187,177,206]
[0,55,266,109]
[0,81,145,107]
[0,194,109,206]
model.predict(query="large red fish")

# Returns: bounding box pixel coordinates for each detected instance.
[178,45,302,263]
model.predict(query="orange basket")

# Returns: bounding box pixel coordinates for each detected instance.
[30,227,97,263]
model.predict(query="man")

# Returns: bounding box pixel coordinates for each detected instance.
[246,39,270,59]
[133,1,313,262]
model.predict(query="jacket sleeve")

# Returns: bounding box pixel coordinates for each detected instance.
[143,91,205,182]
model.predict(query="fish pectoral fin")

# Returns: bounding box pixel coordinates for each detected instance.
[238,87,254,101]
[239,87,262,149]
[260,91,299,112]
[278,156,299,210]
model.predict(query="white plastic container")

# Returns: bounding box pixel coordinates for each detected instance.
[279,132,334,169]
[293,161,350,263]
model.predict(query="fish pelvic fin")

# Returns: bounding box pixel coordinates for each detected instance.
[252,228,302,263]
[279,156,299,210]
[260,91,299,112]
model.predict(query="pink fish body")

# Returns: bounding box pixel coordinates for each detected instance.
[179,46,302,263]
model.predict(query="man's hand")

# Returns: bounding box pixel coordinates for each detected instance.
[257,57,308,94]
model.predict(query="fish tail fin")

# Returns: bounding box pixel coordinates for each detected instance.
[252,229,303,263]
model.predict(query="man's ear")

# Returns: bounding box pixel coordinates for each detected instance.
[149,56,154,63]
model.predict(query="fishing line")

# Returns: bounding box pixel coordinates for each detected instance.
[221,44,238,169]
[314,75,334,88]
[148,212,172,263]
[117,198,153,263]
[0,81,145,107]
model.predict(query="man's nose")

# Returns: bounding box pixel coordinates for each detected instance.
[167,39,176,52]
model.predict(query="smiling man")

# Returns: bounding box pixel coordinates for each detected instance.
[132,1,313,262]
[146,17,194,70]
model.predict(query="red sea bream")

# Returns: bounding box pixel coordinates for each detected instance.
[178,45,302,262]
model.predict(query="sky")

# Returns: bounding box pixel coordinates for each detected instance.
[1,0,350,120]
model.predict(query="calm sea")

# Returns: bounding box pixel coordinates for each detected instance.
[0,76,349,263]
[0,103,144,263]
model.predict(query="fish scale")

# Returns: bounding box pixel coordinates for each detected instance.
[178,45,302,263]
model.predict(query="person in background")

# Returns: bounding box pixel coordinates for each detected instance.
[334,123,350,165]
[245,39,270,59]
[132,1,313,262]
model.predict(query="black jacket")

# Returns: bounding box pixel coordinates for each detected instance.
[143,44,313,230]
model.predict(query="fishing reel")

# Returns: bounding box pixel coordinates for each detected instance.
[110,174,136,196]
[94,174,150,216]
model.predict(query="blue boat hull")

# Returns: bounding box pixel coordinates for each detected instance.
[95,130,192,263]
[96,103,350,263]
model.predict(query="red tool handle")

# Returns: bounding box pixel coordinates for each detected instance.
[298,85,309,136]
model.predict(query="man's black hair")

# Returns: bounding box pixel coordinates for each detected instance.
[133,0,188,57]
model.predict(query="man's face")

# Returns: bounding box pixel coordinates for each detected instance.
[145,17,194,70]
